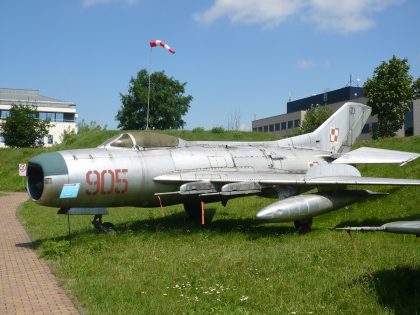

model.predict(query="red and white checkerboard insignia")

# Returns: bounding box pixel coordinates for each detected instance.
[308,161,319,168]
[330,127,339,143]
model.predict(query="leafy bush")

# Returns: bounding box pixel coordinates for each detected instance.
[192,127,205,133]
[211,126,225,134]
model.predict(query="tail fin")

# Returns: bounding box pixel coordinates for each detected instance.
[278,102,371,153]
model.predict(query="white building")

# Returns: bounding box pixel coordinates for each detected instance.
[0,88,77,147]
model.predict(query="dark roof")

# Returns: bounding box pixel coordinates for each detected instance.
[287,86,364,113]
[0,88,75,108]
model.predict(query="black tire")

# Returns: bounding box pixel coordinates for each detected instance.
[102,222,115,232]
[293,218,313,234]
[92,219,103,231]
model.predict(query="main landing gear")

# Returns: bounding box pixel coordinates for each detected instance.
[92,215,115,232]
[294,218,313,234]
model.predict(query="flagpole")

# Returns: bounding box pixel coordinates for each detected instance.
[146,40,174,130]
[146,46,152,130]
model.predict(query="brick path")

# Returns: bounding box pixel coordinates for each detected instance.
[0,192,80,315]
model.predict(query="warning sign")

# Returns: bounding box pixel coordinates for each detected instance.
[18,163,27,177]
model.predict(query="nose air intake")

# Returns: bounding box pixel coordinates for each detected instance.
[26,152,68,201]
[27,162,44,200]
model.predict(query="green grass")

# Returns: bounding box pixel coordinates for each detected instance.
[0,147,46,192]
[15,133,420,314]
[18,194,420,315]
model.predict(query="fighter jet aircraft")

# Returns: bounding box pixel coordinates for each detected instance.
[26,102,420,232]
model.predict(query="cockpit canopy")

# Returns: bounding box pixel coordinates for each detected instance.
[100,132,185,149]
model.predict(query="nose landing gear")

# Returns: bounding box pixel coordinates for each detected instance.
[58,208,114,232]
[92,215,115,232]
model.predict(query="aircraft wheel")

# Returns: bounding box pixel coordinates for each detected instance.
[92,218,103,231]
[102,222,115,232]
[294,218,313,234]
[183,201,202,221]
[92,215,115,232]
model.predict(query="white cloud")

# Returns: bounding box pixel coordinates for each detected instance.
[295,59,333,69]
[194,0,405,33]
[83,0,137,8]
[306,0,404,32]
[194,0,303,28]
[296,59,315,69]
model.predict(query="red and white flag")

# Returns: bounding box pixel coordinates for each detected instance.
[149,40,175,54]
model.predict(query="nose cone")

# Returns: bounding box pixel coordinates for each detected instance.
[256,197,305,222]
[26,152,68,201]
[256,203,288,221]
[256,208,274,220]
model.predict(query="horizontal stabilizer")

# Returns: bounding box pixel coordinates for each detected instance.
[333,147,420,165]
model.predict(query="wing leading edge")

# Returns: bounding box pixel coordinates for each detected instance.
[154,166,420,186]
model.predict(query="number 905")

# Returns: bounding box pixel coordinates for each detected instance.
[85,169,128,195]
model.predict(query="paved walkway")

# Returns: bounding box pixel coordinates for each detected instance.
[0,192,80,315]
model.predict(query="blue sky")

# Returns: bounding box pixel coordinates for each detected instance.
[1,0,419,130]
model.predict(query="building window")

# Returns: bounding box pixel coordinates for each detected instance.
[263,126,268,132]
[258,127,262,132]
[39,112,55,121]
[48,135,53,144]
[281,122,286,130]
[287,121,293,129]
[269,124,274,132]
[64,113,75,122]
[46,112,55,120]
[362,124,370,134]
[294,119,300,128]
[252,128,257,132]
[275,123,280,131]
[0,110,10,119]
[39,112,46,120]
[56,113,64,122]
[39,112,66,122]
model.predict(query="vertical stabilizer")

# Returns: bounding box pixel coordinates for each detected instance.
[278,102,371,153]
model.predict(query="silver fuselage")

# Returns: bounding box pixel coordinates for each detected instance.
[30,144,327,209]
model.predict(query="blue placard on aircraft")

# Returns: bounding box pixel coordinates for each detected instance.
[60,183,80,199]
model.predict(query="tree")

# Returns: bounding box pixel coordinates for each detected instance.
[227,109,242,130]
[412,77,420,99]
[0,104,51,148]
[364,55,413,138]
[116,69,193,130]
[60,120,107,145]
[300,104,332,134]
